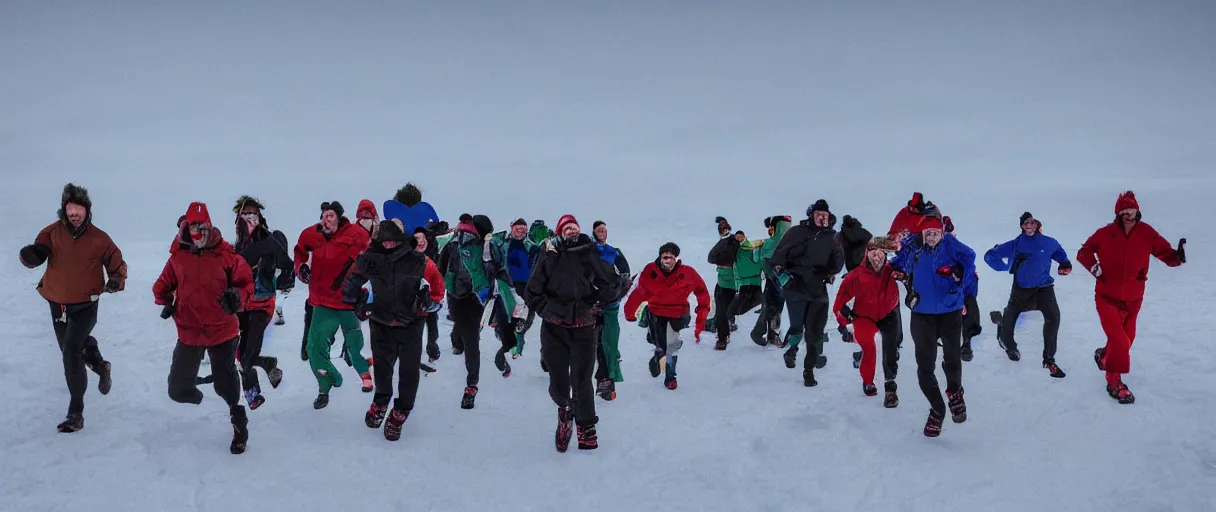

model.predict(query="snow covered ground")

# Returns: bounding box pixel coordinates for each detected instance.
[3,2,1215,511]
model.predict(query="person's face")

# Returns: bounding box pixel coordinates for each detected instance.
[659,253,677,271]
[512,224,527,239]
[1022,217,1037,236]
[866,247,886,269]
[562,223,580,238]
[240,207,260,228]
[594,224,607,243]
[321,211,339,233]
[734,232,745,242]
[413,233,428,252]
[1119,208,1138,224]
[813,211,829,227]
[382,240,400,250]
[922,228,944,247]
[189,223,209,247]
[65,203,87,228]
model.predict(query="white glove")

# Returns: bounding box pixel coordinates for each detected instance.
[1089,263,1102,278]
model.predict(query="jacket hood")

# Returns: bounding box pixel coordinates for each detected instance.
[177,225,229,253]
[57,183,93,234]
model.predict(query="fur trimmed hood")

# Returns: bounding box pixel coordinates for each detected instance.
[866,235,898,252]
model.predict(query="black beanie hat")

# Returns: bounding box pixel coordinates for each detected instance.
[459,213,473,223]
[321,201,345,217]
[377,220,408,243]
[471,214,494,238]
[659,242,680,257]
[512,218,527,227]
[807,199,830,217]
[1020,212,1034,226]
[592,220,605,230]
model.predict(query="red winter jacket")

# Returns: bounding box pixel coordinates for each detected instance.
[153,227,255,347]
[1076,221,1182,302]
[294,218,370,310]
[623,259,711,331]
[832,261,900,326]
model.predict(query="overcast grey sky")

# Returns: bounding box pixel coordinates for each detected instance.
[2,1,1213,242]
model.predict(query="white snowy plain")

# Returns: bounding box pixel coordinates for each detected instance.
[2,2,1215,511]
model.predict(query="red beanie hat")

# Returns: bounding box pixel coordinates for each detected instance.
[556,214,579,234]
[357,199,378,221]
[185,202,212,227]
[1115,190,1139,214]
[919,215,944,232]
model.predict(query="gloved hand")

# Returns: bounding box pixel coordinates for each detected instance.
[104,278,121,293]
[943,216,955,234]
[1058,261,1072,275]
[841,215,860,229]
[837,324,854,343]
[218,288,241,314]
[694,314,706,343]
[19,243,50,267]
[160,304,176,319]
[892,271,906,281]
[1089,263,1102,278]
[297,264,311,284]
[355,303,372,321]
[277,272,296,292]
[823,274,835,285]
[905,289,920,310]
[1178,238,1186,263]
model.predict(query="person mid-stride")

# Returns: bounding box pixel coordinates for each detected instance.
[344,220,445,441]
[293,201,373,409]
[526,214,630,452]
[1076,191,1185,404]
[983,211,1072,377]
[890,215,977,437]
[623,242,711,391]
[154,202,255,454]
[19,183,126,433]
[832,236,903,405]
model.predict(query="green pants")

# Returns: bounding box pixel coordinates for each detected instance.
[599,306,623,382]
[307,305,369,393]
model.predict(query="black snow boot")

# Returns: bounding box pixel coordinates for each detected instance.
[555,406,573,452]
[1094,347,1106,371]
[313,393,329,409]
[883,381,898,408]
[947,388,967,423]
[57,413,84,433]
[577,423,598,450]
[803,368,817,387]
[230,406,249,454]
[924,408,944,437]
[461,386,477,409]
[90,360,112,395]
[1044,359,1066,378]
[366,401,387,428]
[494,348,511,378]
[960,341,973,362]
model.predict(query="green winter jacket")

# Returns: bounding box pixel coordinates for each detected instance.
[760,218,792,279]
[735,240,763,287]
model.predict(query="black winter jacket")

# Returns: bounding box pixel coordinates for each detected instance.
[343,244,441,327]
[525,234,630,328]
[767,220,844,301]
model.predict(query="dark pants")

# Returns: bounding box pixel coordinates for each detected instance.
[877,307,904,391]
[910,310,964,414]
[47,300,103,415]
[751,276,785,342]
[168,337,241,412]
[540,321,598,425]
[999,285,1061,363]
[729,284,763,316]
[713,285,736,340]
[962,295,981,343]
[648,315,689,380]
[448,295,484,387]
[787,296,829,370]
[369,320,424,412]
[237,310,272,392]
[426,314,439,349]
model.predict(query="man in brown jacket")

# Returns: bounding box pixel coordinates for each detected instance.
[19,183,127,433]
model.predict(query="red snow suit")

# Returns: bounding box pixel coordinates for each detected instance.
[293,218,370,311]
[624,259,711,340]
[154,223,255,347]
[1076,219,1182,375]
[832,261,900,386]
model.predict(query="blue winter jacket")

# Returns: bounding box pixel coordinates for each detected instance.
[505,238,533,285]
[983,233,1071,289]
[891,234,977,314]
